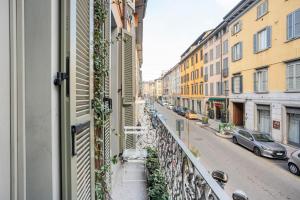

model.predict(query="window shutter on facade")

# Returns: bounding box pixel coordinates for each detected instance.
[122,30,135,128]
[240,76,243,93]
[61,0,95,199]
[267,26,272,48]
[287,13,294,40]
[253,33,257,53]
[295,10,300,37]
[254,72,257,92]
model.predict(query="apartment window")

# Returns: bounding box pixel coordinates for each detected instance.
[216,82,222,96]
[232,21,242,35]
[191,56,194,65]
[204,53,208,63]
[223,40,228,54]
[210,83,214,96]
[216,44,221,59]
[223,58,228,69]
[196,53,198,63]
[200,49,203,60]
[181,87,183,95]
[254,27,272,53]
[210,64,214,76]
[232,75,243,94]
[216,62,221,75]
[200,83,203,95]
[287,61,300,91]
[223,80,229,95]
[191,84,194,95]
[254,68,268,93]
[205,67,208,75]
[287,9,300,40]
[209,49,214,61]
[232,42,243,61]
[201,67,204,77]
[257,0,268,19]
[205,83,208,96]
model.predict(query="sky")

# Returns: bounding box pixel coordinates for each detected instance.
[141,0,241,81]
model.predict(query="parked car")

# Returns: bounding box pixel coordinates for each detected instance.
[167,104,174,110]
[163,102,169,106]
[288,150,300,176]
[173,106,180,113]
[185,110,198,120]
[232,128,287,159]
[177,107,188,116]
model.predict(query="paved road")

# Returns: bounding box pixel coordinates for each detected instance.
[155,103,300,200]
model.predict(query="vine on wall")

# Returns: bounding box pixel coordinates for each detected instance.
[94,0,111,199]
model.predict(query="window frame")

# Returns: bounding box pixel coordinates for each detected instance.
[254,68,268,93]
[286,61,300,92]
[232,42,243,62]
[287,9,300,41]
[232,21,242,35]
[232,75,243,94]
[257,0,268,19]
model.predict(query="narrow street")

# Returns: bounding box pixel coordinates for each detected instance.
[155,103,300,200]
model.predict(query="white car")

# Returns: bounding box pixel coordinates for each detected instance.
[288,150,300,176]
[167,105,174,110]
[162,102,168,106]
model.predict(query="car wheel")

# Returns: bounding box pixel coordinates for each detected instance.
[232,137,238,144]
[288,163,300,176]
[253,147,261,157]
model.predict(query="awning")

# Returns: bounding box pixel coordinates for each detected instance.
[208,97,226,101]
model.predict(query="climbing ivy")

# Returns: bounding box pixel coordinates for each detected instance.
[94,0,111,199]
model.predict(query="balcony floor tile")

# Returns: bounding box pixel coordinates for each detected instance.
[112,161,148,200]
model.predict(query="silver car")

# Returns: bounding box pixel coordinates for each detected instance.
[232,128,287,159]
[288,150,300,176]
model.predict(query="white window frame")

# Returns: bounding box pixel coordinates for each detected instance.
[287,61,300,91]
[232,42,242,61]
[257,0,268,19]
[232,75,242,94]
[254,68,268,93]
[232,21,242,35]
[287,9,300,41]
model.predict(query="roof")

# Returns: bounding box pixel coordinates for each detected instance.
[223,0,257,23]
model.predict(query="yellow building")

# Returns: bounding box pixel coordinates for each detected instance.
[180,32,209,113]
[226,0,300,147]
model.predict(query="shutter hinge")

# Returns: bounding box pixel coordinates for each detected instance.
[54,72,68,86]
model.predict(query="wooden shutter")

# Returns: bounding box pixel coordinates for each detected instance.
[103,0,111,185]
[61,0,95,199]
[287,13,294,40]
[295,10,300,37]
[240,76,243,93]
[253,72,257,92]
[287,64,294,90]
[253,33,257,53]
[267,26,272,48]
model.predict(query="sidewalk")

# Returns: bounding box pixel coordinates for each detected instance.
[196,113,299,157]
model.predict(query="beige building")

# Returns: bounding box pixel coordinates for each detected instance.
[203,22,230,121]
[154,78,163,99]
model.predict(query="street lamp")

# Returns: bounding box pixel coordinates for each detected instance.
[225,88,229,123]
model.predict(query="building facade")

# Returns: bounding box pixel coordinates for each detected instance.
[226,0,300,147]
[180,32,209,113]
[202,23,230,121]
[154,78,163,99]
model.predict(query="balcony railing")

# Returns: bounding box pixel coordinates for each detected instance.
[154,115,231,200]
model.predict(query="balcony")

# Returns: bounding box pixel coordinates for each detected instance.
[112,104,247,200]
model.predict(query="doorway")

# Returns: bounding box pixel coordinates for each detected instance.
[233,102,244,126]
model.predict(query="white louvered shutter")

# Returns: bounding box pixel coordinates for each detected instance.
[122,30,135,149]
[61,0,95,199]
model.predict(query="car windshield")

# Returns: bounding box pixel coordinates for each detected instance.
[252,134,274,142]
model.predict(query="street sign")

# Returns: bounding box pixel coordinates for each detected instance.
[176,119,184,131]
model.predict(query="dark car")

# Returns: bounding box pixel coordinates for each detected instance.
[173,106,180,113]
[177,107,188,116]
